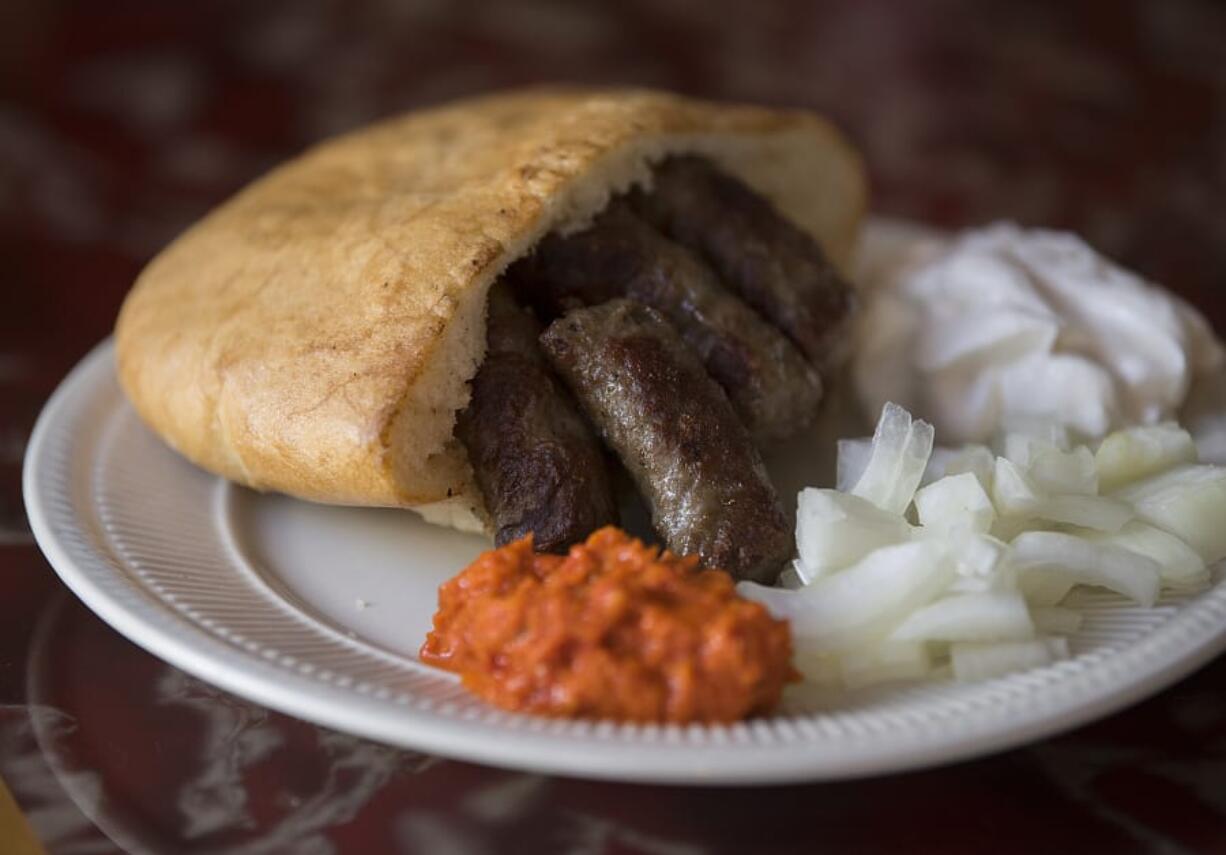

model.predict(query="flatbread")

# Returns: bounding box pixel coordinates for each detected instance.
[115,86,868,533]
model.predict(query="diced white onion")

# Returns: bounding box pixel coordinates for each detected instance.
[1029,494,1132,532]
[1017,567,1077,607]
[946,533,1016,594]
[851,402,935,515]
[890,592,1034,643]
[992,457,1042,516]
[914,472,996,533]
[1031,606,1084,635]
[951,637,1069,682]
[1011,531,1161,606]
[836,438,873,493]
[1080,520,1206,588]
[791,651,841,686]
[942,444,996,492]
[780,401,1222,692]
[794,489,912,583]
[1095,423,1198,493]
[1029,446,1098,495]
[1113,464,1226,563]
[840,642,932,688]
[740,540,951,651]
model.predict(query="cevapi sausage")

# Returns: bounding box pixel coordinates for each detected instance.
[539,299,790,583]
[632,156,855,371]
[511,200,822,443]
[456,283,617,552]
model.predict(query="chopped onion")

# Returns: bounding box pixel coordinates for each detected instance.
[779,401,1220,692]
[836,438,873,492]
[943,444,996,492]
[1029,445,1098,495]
[990,514,1046,544]
[1000,432,1054,469]
[740,540,951,650]
[1011,531,1161,606]
[792,651,841,686]
[840,642,932,688]
[914,472,996,533]
[1018,567,1077,606]
[992,457,1042,516]
[1030,494,1132,532]
[851,402,935,515]
[992,453,1128,531]
[890,592,1034,643]
[1113,464,1226,563]
[951,637,1069,682]
[1080,520,1206,589]
[794,489,912,583]
[1095,423,1198,493]
[1031,606,1084,635]
[944,532,1015,593]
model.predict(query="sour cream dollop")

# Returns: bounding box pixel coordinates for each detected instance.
[853,222,1224,443]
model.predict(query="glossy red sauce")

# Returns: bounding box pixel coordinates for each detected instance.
[420,527,795,723]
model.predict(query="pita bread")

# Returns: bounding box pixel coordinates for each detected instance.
[115,86,867,533]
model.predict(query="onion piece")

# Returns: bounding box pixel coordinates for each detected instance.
[938,531,1014,593]
[792,651,841,686]
[794,489,913,583]
[992,457,1128,530]
[914,472,996,533]
[836,438,873,493]
[840,642,932,688]
[1095,422,1198,493]
[1031,606,1084,635]
[890,592,1034,643]
[1011,531,1161,606]
[992,457,1042,516]
[851,402,935,515]
[1018,567,1077,606]
[1030,494,1132,532]
[1112,464,1226,563]
[1029,446,1098,495]
[951,637,1069,682]
[943,444,996,492]
[1079,520,1206,589]
[739,540,952,651]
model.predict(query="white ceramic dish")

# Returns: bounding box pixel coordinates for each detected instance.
[24,308,1226,786]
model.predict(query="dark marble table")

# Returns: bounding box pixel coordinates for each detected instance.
[2,1,1225,852]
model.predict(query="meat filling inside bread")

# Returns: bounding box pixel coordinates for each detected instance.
[458,156,852,581]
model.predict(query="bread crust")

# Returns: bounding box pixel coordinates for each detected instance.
[114,86,867,530]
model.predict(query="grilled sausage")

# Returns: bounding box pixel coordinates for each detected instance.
[539,299,791,583]
[510,201,823,443]
[456,283,617,552]
[632,156,855,371]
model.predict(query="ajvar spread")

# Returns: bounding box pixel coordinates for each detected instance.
[420,527,795,723]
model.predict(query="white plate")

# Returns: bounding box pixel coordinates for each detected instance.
[25,339,1226,786]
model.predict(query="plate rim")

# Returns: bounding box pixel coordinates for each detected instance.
[23,338,1226,785]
